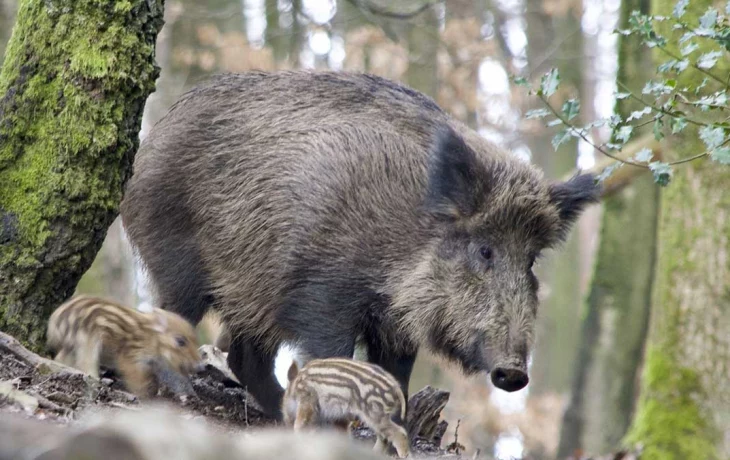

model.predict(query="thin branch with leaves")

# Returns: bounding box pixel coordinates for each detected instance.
[513,1,730,187]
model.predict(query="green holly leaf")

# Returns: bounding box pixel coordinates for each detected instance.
[649,162,673,186]
[627,107,652,121]
[525,108,551,119]
[616,125,634,143]
[539,69,560,98]
[552,130,572,151]
[710,147,730,164]
[700,126,725,150]
[547,119,563,127]
[673,0,689,18]
[597,162,623,183]
[671,117,688,134]
[697,51,723,69]
[634,148,654,162]
[699,8,718,29]
[561,99,580,121]
[681,42,699,55]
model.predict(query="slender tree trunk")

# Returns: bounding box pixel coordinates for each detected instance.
[0,0,17,64]
[527,2,586,398]
[404,1,438,98]
[266,0,286,63]
[624,1,730,459]
[0,0,165,352]
[74,217,136,307]
[288,0,304,66]
[403,0,444,395]
[557,0,657,457]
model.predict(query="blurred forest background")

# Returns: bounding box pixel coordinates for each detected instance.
[1,0,727,459]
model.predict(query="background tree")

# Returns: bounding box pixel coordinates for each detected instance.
[557,0,659,456]
[624,0,730,458]
[0,0,165,351]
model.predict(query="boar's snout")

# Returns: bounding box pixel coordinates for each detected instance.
[490,367,529,392]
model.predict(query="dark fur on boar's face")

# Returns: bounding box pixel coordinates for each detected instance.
[120,70,600,419]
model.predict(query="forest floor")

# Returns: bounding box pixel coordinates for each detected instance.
[0,332,638,460]
[0,331,467,460]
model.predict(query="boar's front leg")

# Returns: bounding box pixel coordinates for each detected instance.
[226,335,284,420]
[364,331,417,407]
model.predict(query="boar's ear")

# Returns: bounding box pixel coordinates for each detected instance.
[424,126,483,220]
[287,361,299,382]
[548,173,601,239]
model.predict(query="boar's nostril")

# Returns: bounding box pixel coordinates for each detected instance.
[490,368,529,392]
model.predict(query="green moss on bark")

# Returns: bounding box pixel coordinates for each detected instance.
[626,348,717,460]
[0,0,164,351]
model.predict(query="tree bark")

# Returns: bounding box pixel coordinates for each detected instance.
[557,0,657,457]
[624,1,730,459]
[0,0,165,352]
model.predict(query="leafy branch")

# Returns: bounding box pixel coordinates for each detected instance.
[514,1,730,187]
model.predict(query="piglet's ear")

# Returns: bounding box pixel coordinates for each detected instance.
[151,309,169,334]
[549,173,601,239]
[287,361,299,382]
[424,126,483,220]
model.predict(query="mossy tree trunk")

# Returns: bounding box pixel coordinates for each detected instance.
[624,1,730,459]
[557,0,658,457]
[0,0,165,352]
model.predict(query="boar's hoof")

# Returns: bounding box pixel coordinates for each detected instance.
[490,368,528,392]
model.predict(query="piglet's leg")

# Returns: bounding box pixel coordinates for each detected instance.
[75,335,102,379]
[116,356,155,398]
[53,348,74,368]
[293,398,319,431]
[387,427,411,458]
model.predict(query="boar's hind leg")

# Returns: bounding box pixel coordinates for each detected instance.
[127,204,213,325]
[226,335,284,420]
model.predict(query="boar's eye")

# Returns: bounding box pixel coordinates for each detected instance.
[479,246,493,264]
[479,246,492,260]
[175,336,188,347]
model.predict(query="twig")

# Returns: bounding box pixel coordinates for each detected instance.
[615,81,706,128]
[453,419,461,455]
[538,93,718,168]
[657,45,729,89]
[538,94,647,167]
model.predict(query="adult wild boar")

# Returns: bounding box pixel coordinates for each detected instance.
[120,71,599,419]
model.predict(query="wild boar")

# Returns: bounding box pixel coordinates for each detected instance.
[47,294,201,397]
[282,357,410,458]
[120,70,600,419]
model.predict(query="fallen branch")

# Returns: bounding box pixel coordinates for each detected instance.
[406,385,450,441]
[0,331,81,376]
